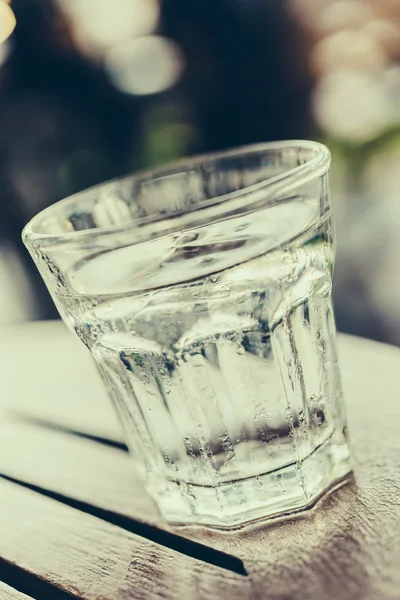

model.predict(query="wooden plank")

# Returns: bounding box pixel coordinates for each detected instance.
[0,321,122,440]
[2,321,400,598]
[0,478,251,600]
[0,423,249,578]
[0,582,32,600]
[0,422,153,521]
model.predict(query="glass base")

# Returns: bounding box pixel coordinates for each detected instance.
[148,434,351,528]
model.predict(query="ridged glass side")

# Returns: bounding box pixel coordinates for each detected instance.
[56,198,350,527]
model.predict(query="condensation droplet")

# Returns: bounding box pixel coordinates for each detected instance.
[175,231,200,246]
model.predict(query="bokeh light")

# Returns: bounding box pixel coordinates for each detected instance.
[363,20,400,58]
[56,0,159,57]
[104,36,185,96]
[313,69,394,142]
[372,0,400,21]
[0,2,16,45]
[316,1,373,35]
[312,30,387,75]
[292,0,400,143]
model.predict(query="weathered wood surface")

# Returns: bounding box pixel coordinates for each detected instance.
[1,321,400,599]
[0,321,121,440]
[0,582,32,600]
[0,477,251,599]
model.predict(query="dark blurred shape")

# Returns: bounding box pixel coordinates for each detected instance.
[0,0,313,321]
[0,0,144,318]
[162,0,312,152]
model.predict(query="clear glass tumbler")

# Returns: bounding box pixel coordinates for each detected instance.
[23,141,351,528]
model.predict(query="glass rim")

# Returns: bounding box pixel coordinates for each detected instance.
[22,139,330,249]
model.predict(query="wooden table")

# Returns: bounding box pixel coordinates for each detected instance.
[0,321,399,600]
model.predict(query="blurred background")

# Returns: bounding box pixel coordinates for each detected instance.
[0,0,399,344]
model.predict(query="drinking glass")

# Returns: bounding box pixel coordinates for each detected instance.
[23,141,351,528]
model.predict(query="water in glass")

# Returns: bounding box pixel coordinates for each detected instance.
[56,192,349,526]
